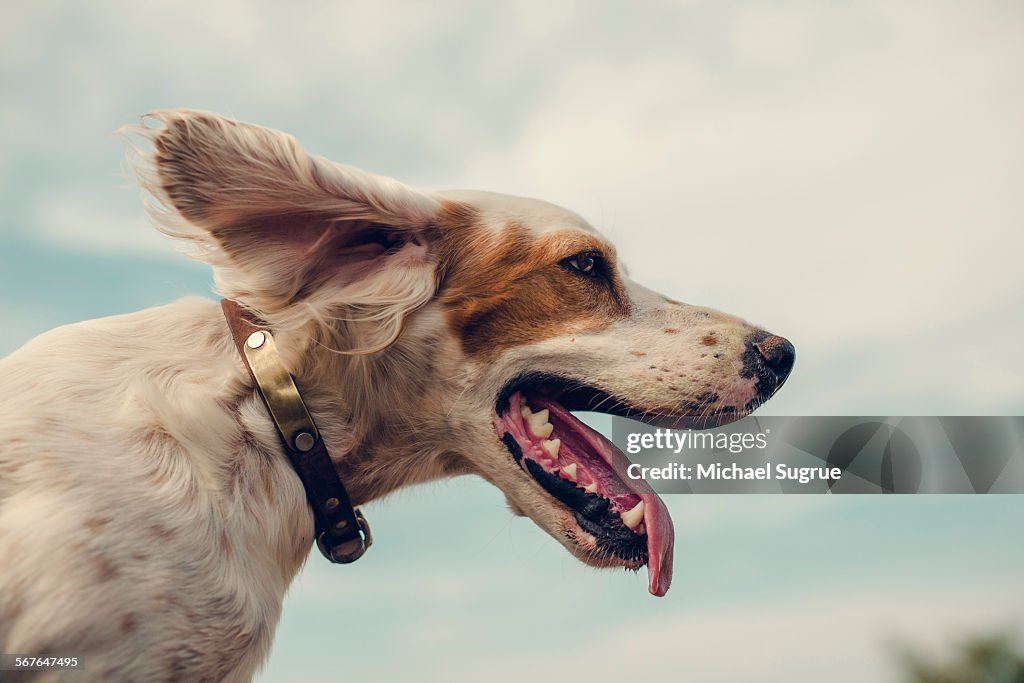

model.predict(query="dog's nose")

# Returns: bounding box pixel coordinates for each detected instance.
[744,332,795,396]
[755,335,795,380]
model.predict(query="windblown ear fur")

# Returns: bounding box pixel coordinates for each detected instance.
[126,110,445,351]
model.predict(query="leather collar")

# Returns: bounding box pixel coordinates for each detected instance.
[221,298,371,563]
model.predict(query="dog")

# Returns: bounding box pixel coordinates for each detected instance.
[0,110,794,682]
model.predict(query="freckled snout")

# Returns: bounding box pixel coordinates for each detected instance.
[745,332,796,397]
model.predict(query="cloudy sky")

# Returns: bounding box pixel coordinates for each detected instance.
[2,1,1023,681]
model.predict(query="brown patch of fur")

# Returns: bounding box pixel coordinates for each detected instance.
[121,613,138,634]
[92,555,120,582]
[630,351,647,358]
[438,206,630,358]
[663,327,679,334]
[701,334,718,346]
[84,515,111,533]
[261,467,275,502]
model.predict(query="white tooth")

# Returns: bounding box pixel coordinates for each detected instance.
[519,395,528,407]
[541,438,560,461]
[521,404,533,418]
[561,463,577,481]
[533,422,554,439]
[583,482,597,493]
[527,409,553,438]
[621,500,645,530]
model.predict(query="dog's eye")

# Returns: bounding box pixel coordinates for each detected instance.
[562,252,603,277]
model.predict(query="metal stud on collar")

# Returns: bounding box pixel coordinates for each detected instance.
[246,331,266,349]
[240,328,320,455]
[293,431,315,453]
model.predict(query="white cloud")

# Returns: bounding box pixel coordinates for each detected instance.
[447,1,1024,355]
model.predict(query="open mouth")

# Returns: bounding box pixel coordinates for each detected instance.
[494,375,678,597]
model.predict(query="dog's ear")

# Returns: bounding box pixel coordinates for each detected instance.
[130,110,448,340]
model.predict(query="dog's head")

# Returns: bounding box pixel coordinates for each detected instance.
[133,110,794,597]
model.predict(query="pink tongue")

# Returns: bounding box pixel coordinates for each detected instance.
[640,493,674,597]
[537,399,675,597]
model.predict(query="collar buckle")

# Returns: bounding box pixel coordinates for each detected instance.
[317,509,373,563]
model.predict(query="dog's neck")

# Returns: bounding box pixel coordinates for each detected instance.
[205,296,470,596]
[250,303,466,507]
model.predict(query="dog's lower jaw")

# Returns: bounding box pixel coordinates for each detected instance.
[558,516,646,572]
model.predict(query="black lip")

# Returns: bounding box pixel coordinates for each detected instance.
[517,445,646,564]
[522,458,611,522]
[495,372,742,429]
[494,372,596,414]
[575,512,647,563]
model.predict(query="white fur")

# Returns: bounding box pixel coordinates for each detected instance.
[0,110,781,681]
